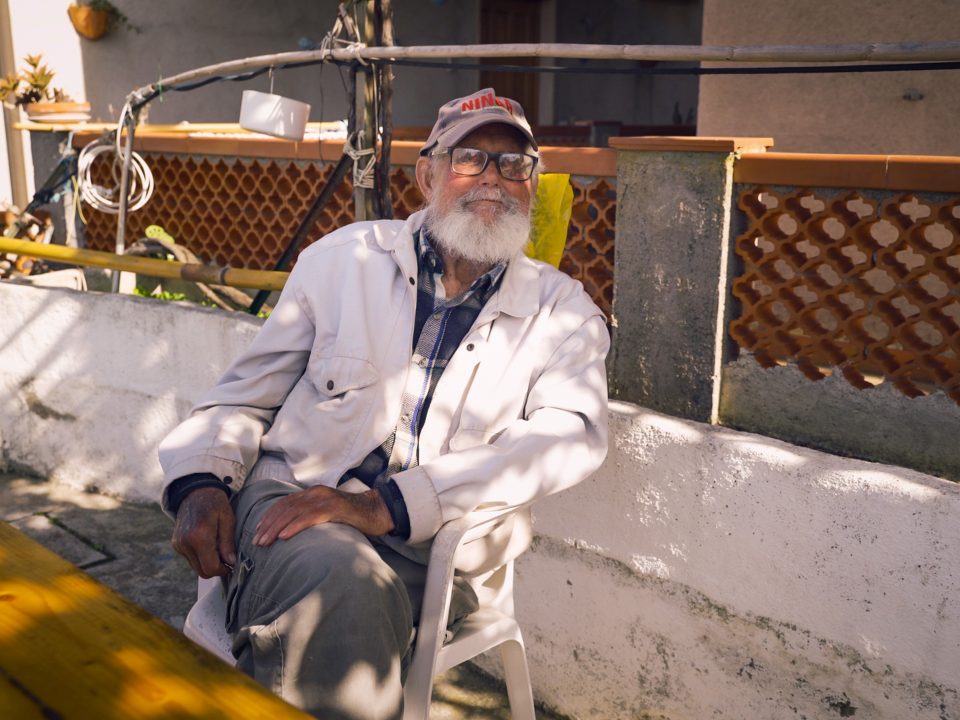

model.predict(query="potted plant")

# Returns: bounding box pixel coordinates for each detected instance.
[0,54,90,122]
[67,1,136,40]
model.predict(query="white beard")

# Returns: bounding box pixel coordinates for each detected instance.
[423,186,531,266]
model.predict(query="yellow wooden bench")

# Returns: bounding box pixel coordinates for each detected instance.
[0,520,310,719]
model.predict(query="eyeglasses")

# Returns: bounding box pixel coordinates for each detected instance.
[432,146,538,182]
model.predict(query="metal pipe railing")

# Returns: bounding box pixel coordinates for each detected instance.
[131,40,960,100]
[0,237,288,292]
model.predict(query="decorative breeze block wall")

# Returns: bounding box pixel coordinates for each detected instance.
[730,187,960,404]
[83,152,615,318]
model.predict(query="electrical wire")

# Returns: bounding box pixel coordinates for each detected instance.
[76,100,155,215]
[379,58,960,76]
[129,57,960,112]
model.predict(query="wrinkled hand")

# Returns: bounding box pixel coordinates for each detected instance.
[171,487,237,578]
[253,486,394,547]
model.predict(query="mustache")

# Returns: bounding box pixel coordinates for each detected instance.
[455,186,522,213]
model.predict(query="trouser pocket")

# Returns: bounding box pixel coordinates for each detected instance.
[225,477,298,634]
[224,551,254,634]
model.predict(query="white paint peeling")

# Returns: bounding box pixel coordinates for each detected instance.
[860,635,887,658]
[725,438,806,468]
[817,468,946,501]
[631,554,671,578]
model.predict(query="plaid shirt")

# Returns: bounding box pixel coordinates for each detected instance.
[342,229,506,538]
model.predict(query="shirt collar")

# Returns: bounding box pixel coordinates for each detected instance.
[373,210,541,318]
[417,228,506,303]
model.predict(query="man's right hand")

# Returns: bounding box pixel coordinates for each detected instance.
[171,487,237,578]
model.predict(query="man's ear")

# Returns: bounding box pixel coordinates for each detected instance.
[415,157,435,202]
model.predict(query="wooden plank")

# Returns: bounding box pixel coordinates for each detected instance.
[0,521,310,720]
[609,136,774,153]
[735,152,960,193]
[63,130,616,177]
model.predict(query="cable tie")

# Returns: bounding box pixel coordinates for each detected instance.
[350,43,369,67]
[345,132,376,189]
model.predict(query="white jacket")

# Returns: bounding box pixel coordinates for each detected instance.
[159,210,609,572]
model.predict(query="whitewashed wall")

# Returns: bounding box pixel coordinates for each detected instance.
[514,404,960,718]
[0,282,261,501]
[1,282,957,718]
[699,0,960,155]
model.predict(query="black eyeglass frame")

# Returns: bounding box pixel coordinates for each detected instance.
[431,146,539,182]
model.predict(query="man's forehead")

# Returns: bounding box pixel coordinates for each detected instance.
[456,124,528,150]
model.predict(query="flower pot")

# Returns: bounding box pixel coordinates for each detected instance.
[239,90,311,141]
[24,101,92,123]
[68,4,110,40]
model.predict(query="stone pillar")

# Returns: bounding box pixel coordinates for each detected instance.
[609,136,772,422]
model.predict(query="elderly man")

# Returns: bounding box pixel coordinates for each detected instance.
[159,88,609,720]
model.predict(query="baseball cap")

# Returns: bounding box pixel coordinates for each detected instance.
[419,88,538,156]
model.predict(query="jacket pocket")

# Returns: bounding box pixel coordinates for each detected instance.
[307,355,379,398]
[448,427,502,452]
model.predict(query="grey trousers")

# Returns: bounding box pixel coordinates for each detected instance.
[224,471,477,720]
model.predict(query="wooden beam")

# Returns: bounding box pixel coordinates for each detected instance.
[0,521,311,719]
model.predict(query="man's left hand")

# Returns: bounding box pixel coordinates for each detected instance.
[252,486,395,546]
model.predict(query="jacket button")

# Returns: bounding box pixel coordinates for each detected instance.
[466,343,475,351]
[326,380,334,391]
[408,277,415,285]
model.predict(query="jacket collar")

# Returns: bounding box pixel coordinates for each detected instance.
[372,209,541,319]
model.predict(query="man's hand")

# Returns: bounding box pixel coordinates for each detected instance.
[171,487,237,578]
[253,486,394,547]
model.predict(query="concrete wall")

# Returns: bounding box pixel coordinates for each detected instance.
[6,0,700,128]
[611,139,960,481]
[6,0,482,127]
[0,282,262,502]
[1,281,958,718]
[698,0,960,155]
[721,355,960,483]
[610,142,737,421]
[553,0,702,127]
[513,403,960,718]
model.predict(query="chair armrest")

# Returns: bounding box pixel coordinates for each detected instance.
[411,504,533,680]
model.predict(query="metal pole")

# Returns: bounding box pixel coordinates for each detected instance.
[375,0,395,220]
[247,151,354,315]
[351,1,377,222]
[0,0,29,210]
[0,236,288,291]
[124,40,960,103]
[111,112,136,292]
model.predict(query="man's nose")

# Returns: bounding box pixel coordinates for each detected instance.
[477,157,503,184]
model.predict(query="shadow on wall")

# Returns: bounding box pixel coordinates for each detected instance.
[0,284,261,501]
[523,401,960,718]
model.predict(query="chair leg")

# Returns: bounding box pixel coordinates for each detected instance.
[500,638,535,720]
[401,674,433,720]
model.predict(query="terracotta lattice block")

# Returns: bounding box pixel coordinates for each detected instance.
[562,177,616,319]
[82,153,616,319]
[731,187,960,404]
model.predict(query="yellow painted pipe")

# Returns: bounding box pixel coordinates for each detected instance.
[0,237,288,291]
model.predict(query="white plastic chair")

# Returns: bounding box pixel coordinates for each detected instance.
[183,508,536,720]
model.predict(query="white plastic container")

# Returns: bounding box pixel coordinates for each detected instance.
[239,90,311,141]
